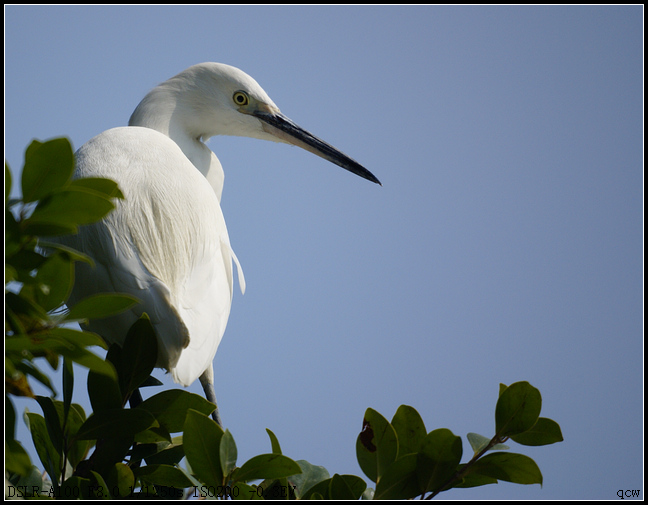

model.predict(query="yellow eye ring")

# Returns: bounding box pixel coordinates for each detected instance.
[233,91,249,106]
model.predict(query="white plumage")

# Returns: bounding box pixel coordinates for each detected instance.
[61,63,379,424]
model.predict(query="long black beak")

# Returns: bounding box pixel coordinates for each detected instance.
[254,110,381,186]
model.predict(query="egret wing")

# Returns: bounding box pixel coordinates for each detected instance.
[59,127,237,384]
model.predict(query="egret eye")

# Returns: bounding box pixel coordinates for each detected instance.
[233,91,249,106]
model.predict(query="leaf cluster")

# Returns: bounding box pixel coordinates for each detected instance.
[355,381,563,499]
[5,138,137,479]
[5,138,563,499]
[10,313,317,499]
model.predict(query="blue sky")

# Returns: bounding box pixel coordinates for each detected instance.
[5,5,643,499]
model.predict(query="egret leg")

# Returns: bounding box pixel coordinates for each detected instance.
[199,367,222,427]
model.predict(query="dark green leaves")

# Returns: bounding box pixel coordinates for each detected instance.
[416,429,463,494]
[510,417,564,446]
[354,382,562,499]
[220,429,238,476]
[183,409,303,499]
[266,428,282,454]
[75,408,156,441]
[33,254,74,312]
[236,453,302,482]
[26,187,116,235]
[65,293,139,322]
[21,138,75,203]
[114,314,157,400]
[496,381,542,437]
[288,460,330,499]
[183,409,226,487]
[467,453,543,486]
[138,389,216,433]
[300,473,367,500]
[16,138,122,237]
[391,405,426,456]
[356,408,398,483]
[5,136,126,414]
[5,129,565,502]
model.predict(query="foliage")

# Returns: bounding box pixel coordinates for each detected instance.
[5,138,563,499]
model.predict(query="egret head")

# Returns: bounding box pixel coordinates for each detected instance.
[130,62,380,185]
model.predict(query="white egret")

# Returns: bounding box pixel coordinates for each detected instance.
[61,62,380,425]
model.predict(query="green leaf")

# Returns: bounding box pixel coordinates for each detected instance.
[143,436,185,466]
[7,465,46,497]
[258,477,294,500]
[5,263,18,284]
[374,454,421,499]
[220,429,238,476]
[46,327,108,349]
[83,436,134,480]
[61,345,116,378]
[5,291,49,326]
[5,438,35,478]
[5,335,69,354]
[68,177,124,199]
[453,467,499,488]
[510,417,564,446]
[27,186,115,229]
[117,314,157,399]
[130,439,170,463]
[329,473,367,500]
[301,474,365,500]
[133,425,172,444]
[34,253,74,312]
[6,249,47,273]
[23,221,78,237]
[362,487,376,500]
[62,357,73,423]
[38,330,116,378]
[466,452,543,486]
[87,361,122,413]
[416,428,463,494]
[21,138,74,203]
[467,432,490,453]
[288,460,330,499]
[38,240,94,266]
[104,463,135,499]
[74,408,156,440]
[356,408,398,483]
[89,471,111,499]
[35,396,64,453]
[134,464,193,489]
[266,428,282,454]
[467,432,509,454]
[65,404,91,468]
[230,482,263,500]
[391,405,426,457]
[183,409,225,487]
[65,293,139,322]
[61,476,93,499]
[235,453,302,482]
[495,381,542,437]
[25,412,61,484]
[138,389,216,433]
